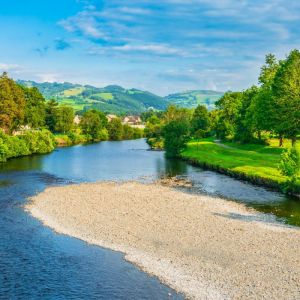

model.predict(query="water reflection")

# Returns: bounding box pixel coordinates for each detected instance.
[1,138,300,298]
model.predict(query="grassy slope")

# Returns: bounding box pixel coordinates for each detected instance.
[18,80,168,114]
[165,90,223,110]
[181,138,300,189]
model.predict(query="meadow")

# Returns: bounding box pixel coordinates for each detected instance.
[182,138,300,190]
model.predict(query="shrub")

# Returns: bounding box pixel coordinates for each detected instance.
[278,147,300,193]
[0,130,55,163]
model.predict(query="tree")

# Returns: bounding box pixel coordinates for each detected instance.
[215,91,243,139]
[45,99,59,132]
[54,106,74,133]
[22,86,46,128]
[191,105,210,138]
[164,105,191,123]
[235,86,259,143]
[162,119,190,158]
[258,54,280,86]
[272,49,300,146]
[122,124,134,140]
[80,109,106,141]
[248,54,281,144]
[108,118,123,140]
[0,72,26,133]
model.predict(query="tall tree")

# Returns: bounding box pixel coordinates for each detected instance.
[22,86,46,128]
[235,86,259,142]
[80,109,106,141]
[0,72,26,133]
[108,118,123,140]
[191,105,210,138]
[54,106,74,133]
[272,49,300,146]
[163,105,191,123]
[163,119,190,158]
[248,54,281,144]
[215,91,243,139]
[45,99,59,132]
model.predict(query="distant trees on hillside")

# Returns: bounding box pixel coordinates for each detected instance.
[0,73,144,145]
[144,49,300,157]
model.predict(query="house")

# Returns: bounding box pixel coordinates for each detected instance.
[106,114,118,122]
[73,115,82,125]
[13,125,32,136]
[122,116,142,126]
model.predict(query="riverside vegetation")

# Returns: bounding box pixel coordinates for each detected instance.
[144,50,300,194]
[0,73,143,162]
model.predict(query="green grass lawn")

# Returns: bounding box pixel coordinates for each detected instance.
[182,138,300,187]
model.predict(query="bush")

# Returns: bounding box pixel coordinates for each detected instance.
[20,130,55,154]
[162,119,190,158]
[0,136,9,162]
[278,147,300,193]
[0,130,55,162]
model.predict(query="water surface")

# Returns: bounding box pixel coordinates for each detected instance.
[1,139,299,299]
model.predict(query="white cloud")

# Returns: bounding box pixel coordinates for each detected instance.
[0,63,21,71]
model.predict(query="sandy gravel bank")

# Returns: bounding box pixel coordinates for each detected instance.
[26,182,300,299]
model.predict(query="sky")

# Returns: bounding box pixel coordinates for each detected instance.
[0,0,300,95]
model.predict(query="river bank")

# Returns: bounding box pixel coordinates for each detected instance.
[26,181,300,300]
[181,139,300,197]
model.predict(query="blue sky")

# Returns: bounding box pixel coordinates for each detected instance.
[1,0,300,95]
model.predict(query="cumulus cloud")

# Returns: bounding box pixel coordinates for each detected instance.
[54,0,300,93]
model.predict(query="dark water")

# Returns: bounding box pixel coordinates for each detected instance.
[0,140,299,299]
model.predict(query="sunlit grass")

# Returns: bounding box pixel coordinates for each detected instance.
[63,87,85,97]
[182,139,300,187]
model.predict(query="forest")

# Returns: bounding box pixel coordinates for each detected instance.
[0,73,143,162]
[144,50,300,193]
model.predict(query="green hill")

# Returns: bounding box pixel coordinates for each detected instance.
[165,90,223,110]
[17,80,168,114]
[17,80,223,114]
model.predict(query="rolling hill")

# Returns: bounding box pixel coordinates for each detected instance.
[165,90,224,111]
[17,80,223,114]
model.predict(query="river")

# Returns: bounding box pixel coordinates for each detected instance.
[0,139,299,299]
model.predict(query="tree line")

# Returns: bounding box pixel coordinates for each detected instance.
[0,73,143,161]
[145,49,300,157]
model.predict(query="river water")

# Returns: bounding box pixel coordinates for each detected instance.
[0,139,299,299]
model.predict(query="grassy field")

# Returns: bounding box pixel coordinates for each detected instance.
[63,87,85,97]
[181,138,300,189]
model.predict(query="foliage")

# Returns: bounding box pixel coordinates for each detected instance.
[19,130,55,154]
[235,86,259,143]
[80,109,107,141]
[163,119,190,158]
[165,90,223,110]
[215,91,243,139]
[0,130,55,162]
[278,147,300,192]
[54,105,74,133]
[45,99,59,132]
[191,105,210,138]
[108,118,123,140]
[22,86,46,128]
[0,72,26,132]
[18,80,168,114]
[272,50,300,145]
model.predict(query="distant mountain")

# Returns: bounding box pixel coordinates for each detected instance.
[165,90,223,110]
[18,80,167,114]
[17,80,223,114]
